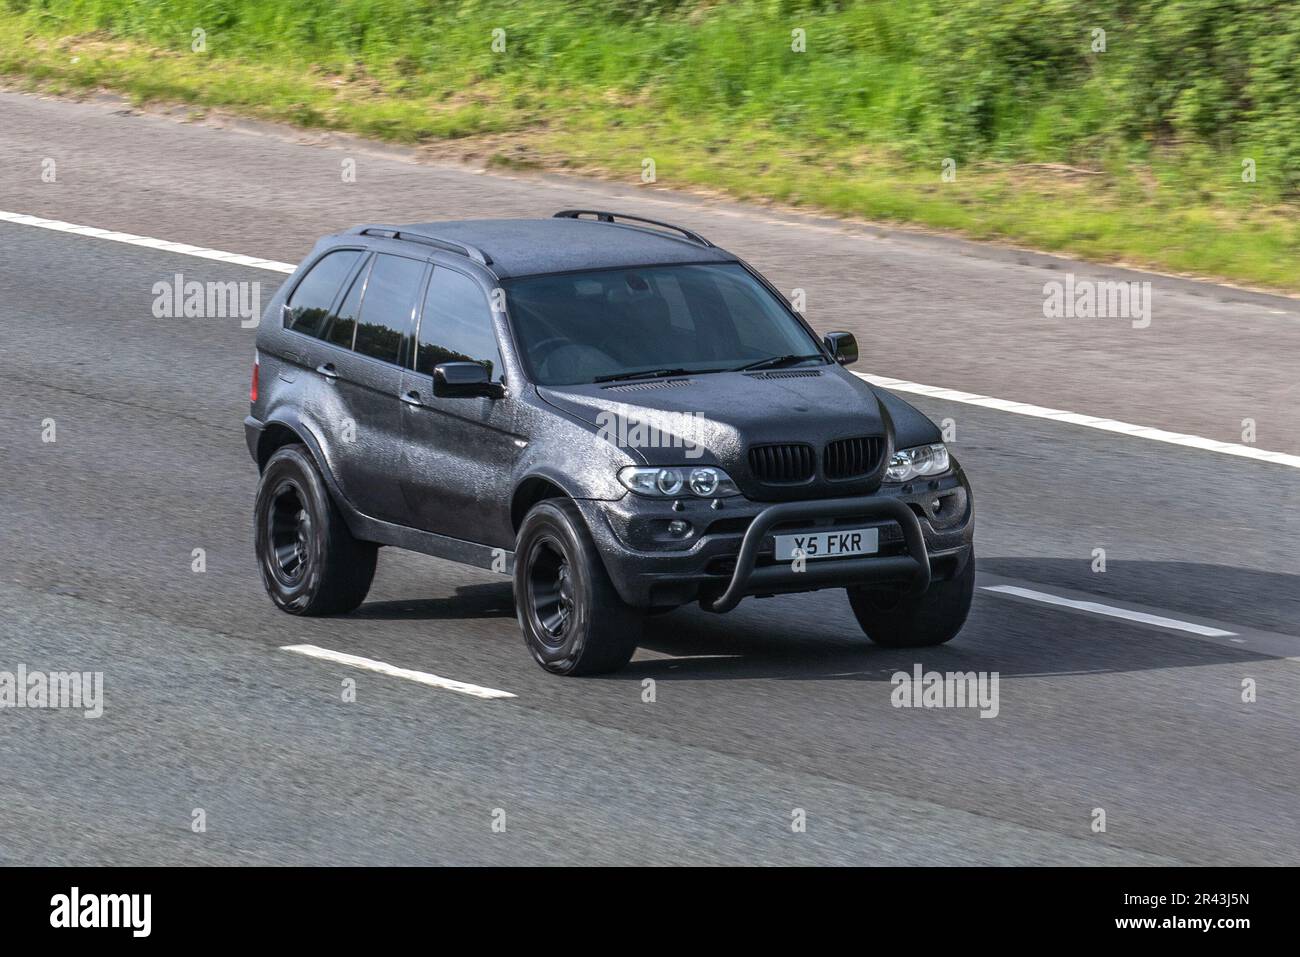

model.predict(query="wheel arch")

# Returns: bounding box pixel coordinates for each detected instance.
[510,475,571,533]
[254,415,368,535]
[256,422,306,471]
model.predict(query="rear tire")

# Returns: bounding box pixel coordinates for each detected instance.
[847,550,974,648]
[514,498,642,675]
[255,444,377,615]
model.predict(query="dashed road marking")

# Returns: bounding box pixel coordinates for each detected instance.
[982,585,1237,638]
[281,644,517,699]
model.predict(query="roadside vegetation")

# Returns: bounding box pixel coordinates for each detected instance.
[2,0,1297,289]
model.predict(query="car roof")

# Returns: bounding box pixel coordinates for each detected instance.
[351,216,739,280]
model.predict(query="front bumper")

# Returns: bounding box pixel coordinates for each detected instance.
[698,497,930,612]
[575,467,974,611]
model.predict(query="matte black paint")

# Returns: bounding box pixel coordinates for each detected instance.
[247,215,974,610]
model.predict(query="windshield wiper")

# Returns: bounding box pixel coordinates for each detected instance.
[593,366,733,383]
[592,367,694,384]
[732,353,826,373]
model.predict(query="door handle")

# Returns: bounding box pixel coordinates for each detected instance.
[401,390,424,408]
[315,363,338,380]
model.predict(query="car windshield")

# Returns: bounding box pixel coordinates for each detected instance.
[504,263,826,386]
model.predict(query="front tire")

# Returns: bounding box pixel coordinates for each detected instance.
[514,499,642,675]
[255,444,377,615]
[847,550,974,648]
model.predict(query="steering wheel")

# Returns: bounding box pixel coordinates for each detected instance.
[527,336,573,369]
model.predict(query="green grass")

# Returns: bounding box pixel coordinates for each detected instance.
[2,0,1297,290]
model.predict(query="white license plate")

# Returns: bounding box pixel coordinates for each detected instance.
[773,527,879,561]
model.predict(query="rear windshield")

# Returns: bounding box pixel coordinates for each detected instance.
[504,263,822,386]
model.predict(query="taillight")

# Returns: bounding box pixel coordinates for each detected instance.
[250,351,259,403]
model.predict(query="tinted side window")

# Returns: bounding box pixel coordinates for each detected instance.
[354,254,425,364]
[324,257,370,350]
[285,249,361,338]
[416,268,502,380]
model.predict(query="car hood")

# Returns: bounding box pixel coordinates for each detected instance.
[538,366,940,500]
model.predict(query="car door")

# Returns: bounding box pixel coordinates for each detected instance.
[316,252,428,523]
[399,263,522,548]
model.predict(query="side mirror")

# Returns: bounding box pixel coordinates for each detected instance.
[823,331,858,366]
[433,361,501,399]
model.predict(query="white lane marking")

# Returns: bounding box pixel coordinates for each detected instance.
[857,373,1300,469]
[981,585,1237,637]
[633,650,740,661]
[281,644,516,699]
[3,208,1297,470]
[0,209,296,273]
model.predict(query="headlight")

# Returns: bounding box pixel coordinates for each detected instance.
[884,443,950,483]
[618,466,740,498]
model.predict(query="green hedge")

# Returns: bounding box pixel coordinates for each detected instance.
[6,0,1298,192]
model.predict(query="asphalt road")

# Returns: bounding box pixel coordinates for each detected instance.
[1,91,1298,865]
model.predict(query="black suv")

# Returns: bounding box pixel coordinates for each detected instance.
[246,211,974,674]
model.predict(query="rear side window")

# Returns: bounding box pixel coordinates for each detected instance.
[285,249,361,338]
[324,258,370,350]
[353,254,426,364]
[416,267,502,380]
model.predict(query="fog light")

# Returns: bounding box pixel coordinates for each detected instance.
[667,519,692,537]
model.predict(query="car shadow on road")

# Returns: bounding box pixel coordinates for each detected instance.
[618,559,1296,682]
[351,582,516,621]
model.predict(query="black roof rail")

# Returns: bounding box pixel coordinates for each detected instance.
[355,226,493,266]
[553,210,713,248]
